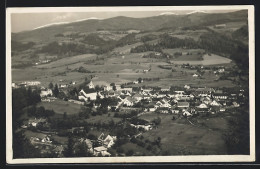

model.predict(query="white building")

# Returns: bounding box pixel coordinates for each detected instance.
[79,89,97,101]
[40,89,53,97]
[87,81,95,89]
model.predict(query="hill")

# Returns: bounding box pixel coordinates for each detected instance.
[12,10,248,42]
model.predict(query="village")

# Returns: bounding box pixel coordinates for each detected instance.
[12,68,247,157]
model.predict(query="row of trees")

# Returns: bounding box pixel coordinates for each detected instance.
[26,105,55,118]
[12,87,41,129]
[12,87,42,158]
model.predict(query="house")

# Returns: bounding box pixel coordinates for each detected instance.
[68,127,85,134]
[130,124,152,131]
[41,136,52,143]
[214,24,226,28]
[157,107,169,114]
[213,92,228,100]
[87,81,95,89]
[200,96,212,104]
[177,102,190,108]
[182,110,192,117]
[120,87,133,93]
[40,89,53,97]
[179,94,194,101]
[232,102,240,107]
[103,85,112,91]
[59,84,68,88]
[160,99,171,108]
[133,80,139,84]
[161,87,170,92]
[210,100,221,106]
[123,97,135,106]
[79,89,97,101]
[157,92,167,98]
[103,135,117,148]
[175,91,185,95]
[94,146,111,157]
[28,118,47,127]
[25,81,41,86]
[133,93,143,102]
[197,103,208,109]
[184,85,190,89]
[98,133,117,148]
[12,83,18,88]
[171,109,180,114]
[196,107,210,114]
[68,99,85,105]
[218,68,225,73]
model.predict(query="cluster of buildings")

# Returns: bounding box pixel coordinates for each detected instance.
[35,59,51,65]
[75,133,117,157]
[77,81,245,118]
[12,81,41,88]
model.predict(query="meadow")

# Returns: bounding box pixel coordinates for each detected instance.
[37,99,83,115]
[139,113,228,155]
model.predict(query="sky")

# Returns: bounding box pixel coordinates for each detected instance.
[11,9,239,33]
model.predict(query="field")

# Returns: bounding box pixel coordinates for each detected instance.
[84,112,122,124]
[35,54,96,69]
[171,54,232,65]
[12,51,234,89]
[37,99,83,115]
[169,29,208,41]
[139,113,229,155]
[24,130,68,145]
[163,48,204,61]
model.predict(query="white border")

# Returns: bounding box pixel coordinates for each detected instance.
[6,5,255,164]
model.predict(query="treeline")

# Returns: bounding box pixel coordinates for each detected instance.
[40,33,138,57]
[131,31,249,71]
[11,40,35,52]
[131,34,198,53]
[94,33,138,54]
[26,105,55,118]
[140,34,158,42]
[38,42,96,57]
[114,110,139,119]
[198,32,237,56]
[12,87,42,158]
[159,34,199,49]
[82,33,115,46]
[130,43,162,53]
[232,25,248,41]
[12,87,41,126]
[224,106,249,154]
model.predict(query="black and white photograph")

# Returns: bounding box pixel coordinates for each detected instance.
[6,6,255,163]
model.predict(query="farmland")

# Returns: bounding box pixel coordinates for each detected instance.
[11,10,250,159]
[139,114,228,155]
[12,51,235,88]
[37,99,82,115]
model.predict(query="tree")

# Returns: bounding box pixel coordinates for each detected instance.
[113,85,117,91]
[74,141,93,157]
[49,82,54,89]
[63,112,67,119]
[64,135,74,157]
[53,84,59,97]
[126,149,134,156]
[152,117,161,125]
[138,77,142,83]
[13,130,41,158]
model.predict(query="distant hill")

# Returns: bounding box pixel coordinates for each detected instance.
[12,10,248,42]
